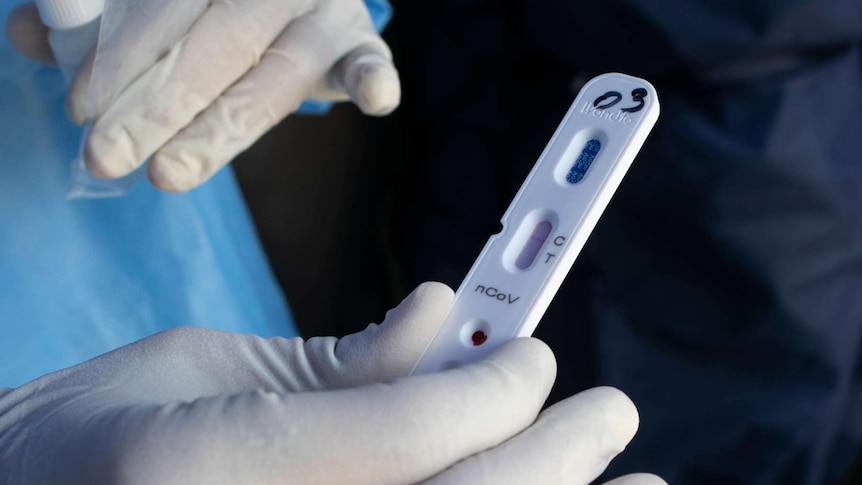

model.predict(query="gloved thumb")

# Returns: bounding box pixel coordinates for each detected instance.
[302,281,455,389]
[23,282,454,399]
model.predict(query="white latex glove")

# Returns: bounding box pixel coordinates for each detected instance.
[0,282,665,485]
[6,0,400,192]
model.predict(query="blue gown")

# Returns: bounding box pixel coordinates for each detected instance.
[0,0,392,388]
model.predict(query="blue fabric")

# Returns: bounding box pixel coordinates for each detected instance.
[296,0,393,114]
[0,1,298,388]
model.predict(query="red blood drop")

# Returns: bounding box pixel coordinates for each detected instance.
[471,330,487,346]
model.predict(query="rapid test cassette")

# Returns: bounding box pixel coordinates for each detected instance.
[410,72,660,375]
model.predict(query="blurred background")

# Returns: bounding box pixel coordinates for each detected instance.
[234,1,862,484]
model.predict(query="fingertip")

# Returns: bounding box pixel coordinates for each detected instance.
[321,282,455,386]
[84,128,140,179]
[346,60,401,116]
[148,152,204,193]
[581,386,640,448]
[6,3,56,66]
[480,338,557,395]
[385,282,454,325]
[387,282,453,338]
[411,338,556,431]
[65,98,87,126]
[409,282,455,306]
[603,473,668,485]
[66,88,89,126]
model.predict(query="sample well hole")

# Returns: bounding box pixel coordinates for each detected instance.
[460,319,491,348]
[471,330,488,346]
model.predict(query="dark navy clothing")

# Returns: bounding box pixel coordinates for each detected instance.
[385,1,862,483]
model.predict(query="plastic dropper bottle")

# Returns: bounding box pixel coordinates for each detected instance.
[34,0,104,84]
[34,0,128,199]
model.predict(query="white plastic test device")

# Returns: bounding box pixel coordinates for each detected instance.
[410,72,660,375]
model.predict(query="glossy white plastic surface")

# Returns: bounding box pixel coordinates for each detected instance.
[410,73,660,375]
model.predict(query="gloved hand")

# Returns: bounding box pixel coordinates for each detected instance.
[5,0,400,192]
[0,282,664,485]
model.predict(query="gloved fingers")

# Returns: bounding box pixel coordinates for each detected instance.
[422,387,641,485]
[298,281,455,390]
[326,41,401,116]
[601,473,668,485]
[66,0,211,125]
[6,2,55,65]
[83,0,311,180]
[146,9,340,191]
[126,338,557,484]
